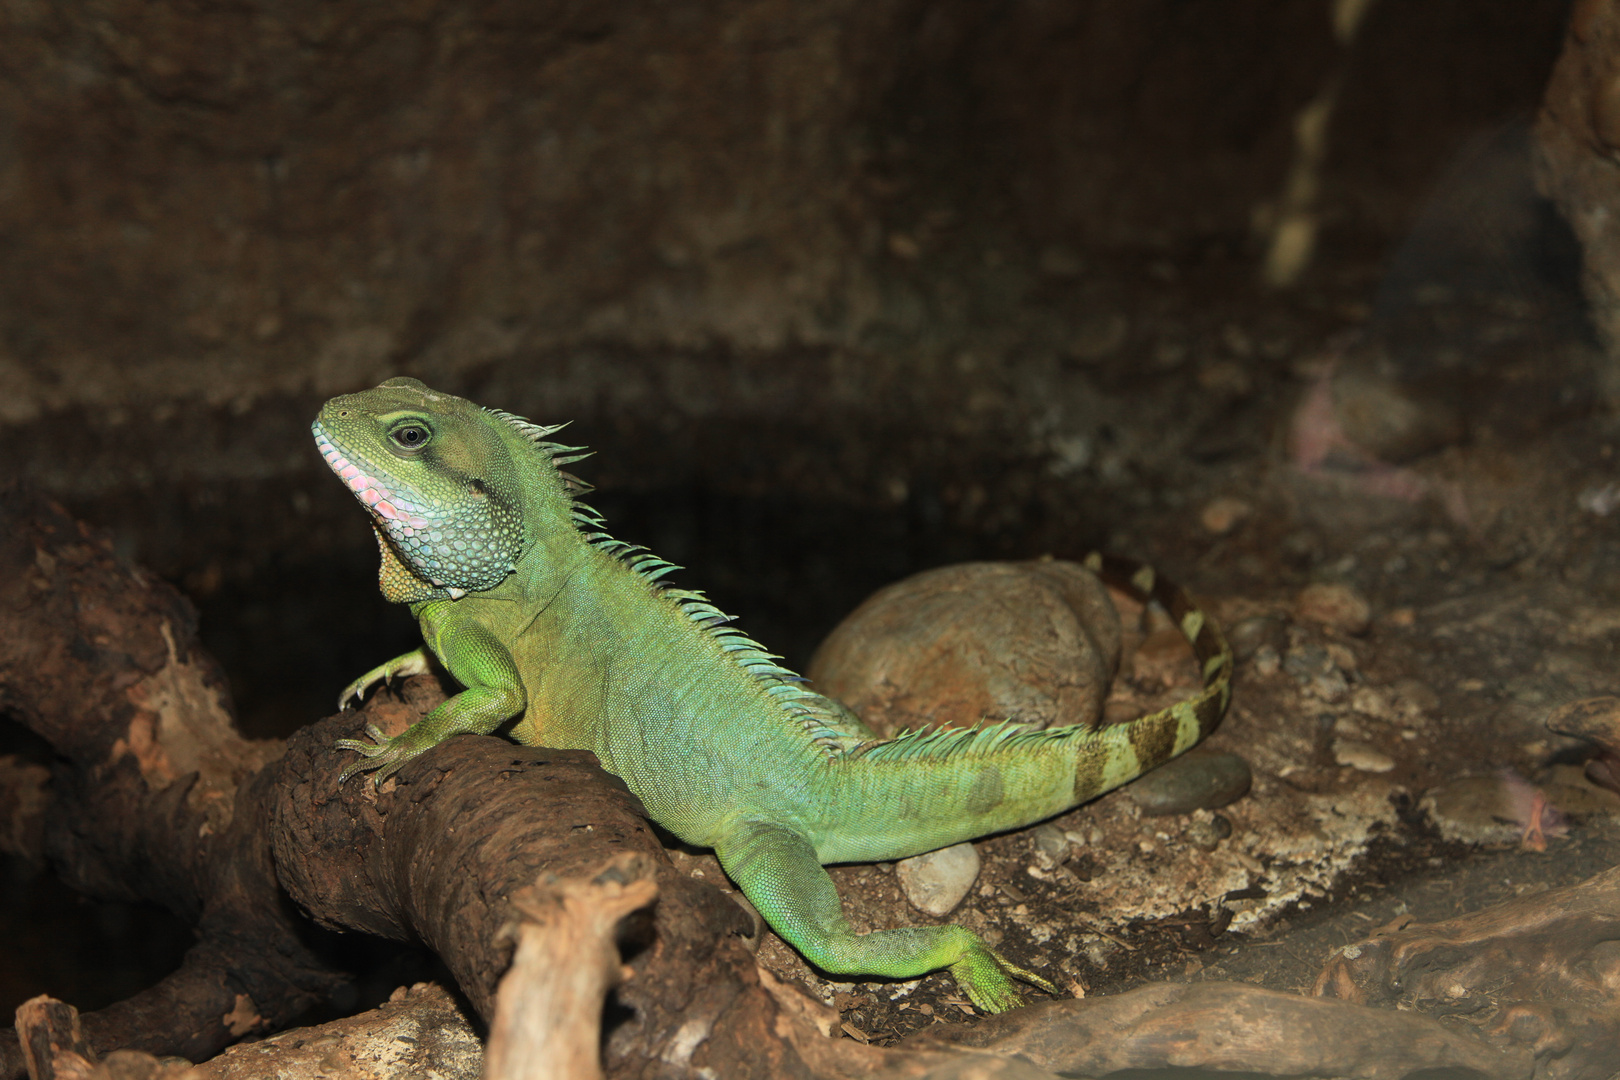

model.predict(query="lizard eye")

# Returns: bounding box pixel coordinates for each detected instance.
[390,424,431,452]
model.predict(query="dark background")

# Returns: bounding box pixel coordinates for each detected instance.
[0,0,1585,1018]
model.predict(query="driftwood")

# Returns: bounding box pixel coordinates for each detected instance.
[482,853,659,1080]
[0,488,335,1075]
[3,482,1620,1079]
[0,487,804,1079]
[899,981,1522,1078]
[1315,863,1620,1079]
[15,984,480,1080]
[13,998,95,1080]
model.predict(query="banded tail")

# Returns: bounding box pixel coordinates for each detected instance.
[1076,550,1234,788]
[811,554,1233,864]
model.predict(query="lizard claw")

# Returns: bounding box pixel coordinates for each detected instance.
[950,945,1059,1014]
[334,724,411,787]
[337,649,432,711]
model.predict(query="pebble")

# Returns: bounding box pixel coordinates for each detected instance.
[1284,645,1349,702]
[1030,823,1071,870]
[1323,642,1357,672]
[1295,582,1372,635]
[1200,497,1253,535]
[1392,678,1439,716]
[1253,644,1281,677]
[1228,615,1287,662]
[1420,776,1531,845]
[1283,644,1333,680]
[1333,739,1395,773]
[1347,686,1394,721]
[1125,751,1252,815]
[896,842,981,916]
[1185,812,1233,850]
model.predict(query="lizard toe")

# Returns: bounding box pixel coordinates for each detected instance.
[949,944,1058,1013]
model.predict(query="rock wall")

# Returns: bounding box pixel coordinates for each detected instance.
[0,0,1575,730]
[0,0,1568,435]
[1539,0,1620,394]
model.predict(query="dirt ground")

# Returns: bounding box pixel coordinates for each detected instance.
[634,232,1620,1046]
[11,224,1620,1057]
[6,5,1620,1075]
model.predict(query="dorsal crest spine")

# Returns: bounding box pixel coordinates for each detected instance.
[486,404,859,753]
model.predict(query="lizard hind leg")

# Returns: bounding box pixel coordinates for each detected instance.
[713,819,1055,1013]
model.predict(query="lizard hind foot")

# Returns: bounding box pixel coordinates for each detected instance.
[949,945,1060,1014]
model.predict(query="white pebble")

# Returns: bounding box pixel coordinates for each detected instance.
[896,842,981,916]
[1333,739,1395,773]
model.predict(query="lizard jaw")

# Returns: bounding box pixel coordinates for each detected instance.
[313,425,432,533]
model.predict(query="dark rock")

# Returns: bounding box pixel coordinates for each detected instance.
[1185,812,1234,850]
[1126,752,1252,816]
[1228,615,1288,663]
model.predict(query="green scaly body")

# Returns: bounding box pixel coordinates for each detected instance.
[313,378,1233,1011]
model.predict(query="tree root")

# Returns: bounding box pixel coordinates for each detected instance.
[3,484,1620,1079]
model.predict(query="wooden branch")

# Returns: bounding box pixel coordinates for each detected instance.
[0,488,350,1077]
[191,983,481,1079]
[1316,863,1620,1077]
[0,486,848,1078]
[270,710,824,1078]
[483,853,660,1080]
[14,997,94,1080]
[16,987,479,1080]
[898,981,1523,1078]
[7,482,1617,1080]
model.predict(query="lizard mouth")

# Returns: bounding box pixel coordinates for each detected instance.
[312,421,432,533]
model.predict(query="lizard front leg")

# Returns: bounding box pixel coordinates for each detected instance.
[714,820,1056,1013]
[338,648,433,710]
[336,623,525,786]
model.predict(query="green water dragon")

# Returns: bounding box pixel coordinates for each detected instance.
[313,377,1233,1012]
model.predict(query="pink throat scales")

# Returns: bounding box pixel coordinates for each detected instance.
[314,429,432,534]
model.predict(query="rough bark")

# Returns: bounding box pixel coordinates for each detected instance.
[0,486,343,1075]
[15,985,481,1080]
[190,981,482,1080]
[900,981,1525,1079]
[0,484,850,1078]
[1316,862,1620,1080]
[482,853,659,1080]
[8,483,1620,1080]
[271,709,816,1079]
[13,998,94,1080]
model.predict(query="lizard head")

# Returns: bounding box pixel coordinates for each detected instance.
[312,377,543,597]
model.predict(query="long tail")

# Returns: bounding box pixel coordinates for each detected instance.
[810,554,1233,864]
[1075,550,1234,787]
